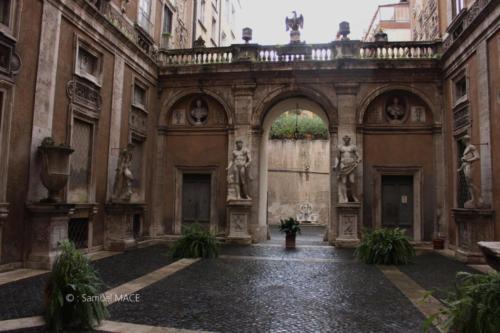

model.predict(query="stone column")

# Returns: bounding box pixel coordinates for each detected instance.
[106,55,125,201]
[334,83,361,247]
[28,1,62,201]
[476,41,492,206]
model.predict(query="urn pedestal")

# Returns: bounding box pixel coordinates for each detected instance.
[452,208,494,264]
[452,208,494,263]
[226,199,252,245]
[105,203,146,251]
[335,203,360,248]
[26,203,75,269]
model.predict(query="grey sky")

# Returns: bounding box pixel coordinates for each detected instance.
[236,0,399,44]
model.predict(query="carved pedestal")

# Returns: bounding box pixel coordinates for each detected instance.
[335,203,360,248]
[105,203,146,251]
[227,200,252,245]
[453,208,494,263]
[26,203,75,269]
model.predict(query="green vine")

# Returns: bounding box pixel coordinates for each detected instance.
[269,112,328,140]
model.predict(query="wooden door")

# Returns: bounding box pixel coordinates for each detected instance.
[382,175,413,238]
[182,174,211,225]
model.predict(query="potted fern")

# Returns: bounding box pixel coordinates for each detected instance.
[45,240,107,333]
[170,224,220,260]
[279,217,301,249]
[355,228,415,265]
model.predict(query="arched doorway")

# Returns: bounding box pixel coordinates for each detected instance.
[258,97,333,244]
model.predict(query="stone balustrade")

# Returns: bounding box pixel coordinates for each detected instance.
[157,41,441,67]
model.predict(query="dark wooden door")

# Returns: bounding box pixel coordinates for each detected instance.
[182,174,211,225]
[382,175,413,238]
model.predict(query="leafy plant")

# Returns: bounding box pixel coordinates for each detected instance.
[279,217,301,236]
[45,240,108,333]
[270,112,328,140]
[424,271,500,333]
[355,228,415,265]
[170,224,220,260]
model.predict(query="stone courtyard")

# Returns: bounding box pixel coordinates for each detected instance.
[0,236,489,332]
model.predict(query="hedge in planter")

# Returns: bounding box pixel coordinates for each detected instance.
[355,228,415,265]
[170,224,220,260]
[424,271,500,333]
[45,240,108,333]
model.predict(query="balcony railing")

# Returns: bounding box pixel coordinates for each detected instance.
[157,41,441,67]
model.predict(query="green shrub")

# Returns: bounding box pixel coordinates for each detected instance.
[279,217,301,236]
[355,228,415,265]
[270,112,328,140]
[45,240,108,333]
[170,224,220,260]
[424,271,500,333]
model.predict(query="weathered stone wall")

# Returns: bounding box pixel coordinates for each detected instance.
[267,139,330,225]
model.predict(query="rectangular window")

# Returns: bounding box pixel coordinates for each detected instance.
[199,0,206,24]
[454,76,467,103]
[211,17,217,40]
[75,42,102,86]
[69,119,93,203]
[0,0,11,27]
[133,83,147,109]
[138,0,153,33]
[453,0,465,17]
[163,5,173,34]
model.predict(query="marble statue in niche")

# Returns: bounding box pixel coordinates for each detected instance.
[457,135,484,209]
[189,99,208,125]
[386,96,406,122]
[334,135,360,203]
[113,144,134,202]
[227,140,252,200]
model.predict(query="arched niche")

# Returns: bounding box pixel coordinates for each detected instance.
[166,94,229,128]
[362,89,433,127]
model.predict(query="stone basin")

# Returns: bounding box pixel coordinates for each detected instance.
[477,242,500,271]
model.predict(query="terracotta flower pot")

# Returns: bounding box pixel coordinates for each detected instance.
[39,142,74,203]
[432,238,445,250]
[285,233,296,249]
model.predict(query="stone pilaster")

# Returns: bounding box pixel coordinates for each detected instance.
[476,40,492,206]
[28,1,62,201]
[107,55,125,201]
[334,83,362,244]
[0,203,7,263]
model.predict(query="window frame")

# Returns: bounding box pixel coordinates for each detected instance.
[74,38,103,87]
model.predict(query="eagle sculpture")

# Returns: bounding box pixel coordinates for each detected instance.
[285,11,304,32]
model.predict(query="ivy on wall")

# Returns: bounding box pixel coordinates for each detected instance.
[269,111,329,140]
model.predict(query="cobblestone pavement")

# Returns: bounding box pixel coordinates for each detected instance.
[109,245,438,333]
[0,244,171,321]
[398,251,479,301]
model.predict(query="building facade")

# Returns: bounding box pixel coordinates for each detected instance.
[363,0,412,41]
[193,0,241,47]
[0,0,498,269]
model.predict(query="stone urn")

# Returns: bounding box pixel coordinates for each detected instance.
[39,137,74,203]
[374,30,388,42]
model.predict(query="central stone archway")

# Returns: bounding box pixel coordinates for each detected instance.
[258,96,337,243]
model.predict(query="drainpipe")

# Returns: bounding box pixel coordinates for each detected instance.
[192,0,198,46]
[218,0,222,46]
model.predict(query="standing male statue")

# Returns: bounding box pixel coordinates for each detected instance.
[457,135,483,208]
[227,140,252,200]
[113,144,134,201]
[334,135,360,203]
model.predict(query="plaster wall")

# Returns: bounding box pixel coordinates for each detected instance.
[267,139,330,225]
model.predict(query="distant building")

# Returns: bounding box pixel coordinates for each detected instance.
[193,0,242,47]
[364,0,411,41]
